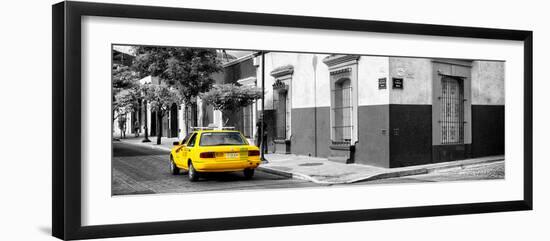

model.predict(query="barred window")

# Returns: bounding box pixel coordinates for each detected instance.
[273,90,287,139]
[440,76,464,144]
[332,78,352,144]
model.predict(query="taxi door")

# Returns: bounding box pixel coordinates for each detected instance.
[175,132,196,168]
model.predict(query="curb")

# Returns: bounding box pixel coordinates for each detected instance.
[425,158,504,173]
[258,156,504,185]
[256,167,335,185]
[119,139,172,152]
[256,167,293,178]
[347,168,429,183]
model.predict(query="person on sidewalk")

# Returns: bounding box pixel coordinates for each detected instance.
[255,115,268,155]
[134,120,140,137]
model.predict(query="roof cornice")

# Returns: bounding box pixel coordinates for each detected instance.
[270,65,294,78]
[322,55,360,67]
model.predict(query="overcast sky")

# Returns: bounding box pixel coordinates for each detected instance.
[113,45,254,58]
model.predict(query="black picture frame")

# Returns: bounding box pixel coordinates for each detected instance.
[52,1,533,240]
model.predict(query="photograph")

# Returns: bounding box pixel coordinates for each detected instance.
[111,44,505,195]
[2,0,544,240]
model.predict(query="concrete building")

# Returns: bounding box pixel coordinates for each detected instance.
[258,52,504,167]
[113,46,504,168]
[206,53,259,143]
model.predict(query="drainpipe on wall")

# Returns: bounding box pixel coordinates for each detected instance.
[312,56,318,157]
[260,51,267,163]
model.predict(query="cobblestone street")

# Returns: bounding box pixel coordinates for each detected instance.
[113,140,505,195]
[112,141,317,195]
[362,161,504,184]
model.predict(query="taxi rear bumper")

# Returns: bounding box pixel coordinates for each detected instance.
[193,159,261,172]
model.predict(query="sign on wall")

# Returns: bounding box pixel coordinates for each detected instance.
[378,77,387,89]
[392,78,403,89]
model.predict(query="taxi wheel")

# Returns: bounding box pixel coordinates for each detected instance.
[188,161,199,182]
[243,168,255,179]
[169,156,180,175]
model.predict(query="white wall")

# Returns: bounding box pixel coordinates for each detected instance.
[1,1,548,241]
[471,61,506,105]
[357,56,390,106]
[259,52,331,109]
[389,57,433,105]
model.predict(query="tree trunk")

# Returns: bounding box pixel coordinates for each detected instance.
[119,115,124,139]
[112,95,116,140]
[192,102,198,128]
[113,112,116,139]
[156,111,162,145]
[184,104,189,135]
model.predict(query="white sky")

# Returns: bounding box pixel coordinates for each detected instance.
[112,45,253,58]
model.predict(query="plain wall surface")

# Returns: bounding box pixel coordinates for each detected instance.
[471,61,506,105]
[0,0,548,241]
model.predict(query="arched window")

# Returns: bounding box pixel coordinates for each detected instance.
[332,78,352,143]
[323,55,359,148]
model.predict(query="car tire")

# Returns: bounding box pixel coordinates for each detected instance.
[170,156,180,175]
[243,168,255,179]
[188,161,199,182]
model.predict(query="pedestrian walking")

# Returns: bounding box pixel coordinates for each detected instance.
[134,120,140,137]
[255,115,268,155]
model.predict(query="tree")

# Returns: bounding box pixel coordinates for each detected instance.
[117,113,127,139]
[113,65,138,91]
[201,84,262,127]
[142,83,182,144]
[113,88,140,135]
[132,46,221,134]
[112,66,140,139]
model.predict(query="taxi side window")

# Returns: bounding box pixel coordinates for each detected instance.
[181,133,191,145]
[186,133,197,147]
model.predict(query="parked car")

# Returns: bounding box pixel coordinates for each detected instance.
[169,128,261,181]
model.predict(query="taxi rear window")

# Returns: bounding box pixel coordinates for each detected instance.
[200,132,246,146]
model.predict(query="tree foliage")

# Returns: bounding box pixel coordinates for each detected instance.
[113,88,140,121]
[201,84,262,113]
[132,46,222,104]
[112,66,140,122]
[113,65,139,95]
[142,83,182,115]
[141,83,182,144]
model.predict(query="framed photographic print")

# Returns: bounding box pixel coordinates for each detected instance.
[52,1,533,240]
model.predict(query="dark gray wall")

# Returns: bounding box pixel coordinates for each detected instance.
[389,105,433,167]
[287,104,503,168]
[355,105,390,167]
[315,107,331,158]
[471,105,505,157]
[224,58,256,84]
[290,107,330,157]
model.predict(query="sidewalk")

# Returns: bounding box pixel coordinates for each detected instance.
[117,136,178,151]
[258,153,504,185]
[117,137,504,185]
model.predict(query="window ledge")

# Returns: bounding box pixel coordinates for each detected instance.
[273,139,291,144]
[330,143,351,151]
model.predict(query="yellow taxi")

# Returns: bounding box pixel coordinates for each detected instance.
[169,128,261,181]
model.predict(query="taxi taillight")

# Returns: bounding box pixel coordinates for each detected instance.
[200,152,216,158]
[248,150,260,156]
